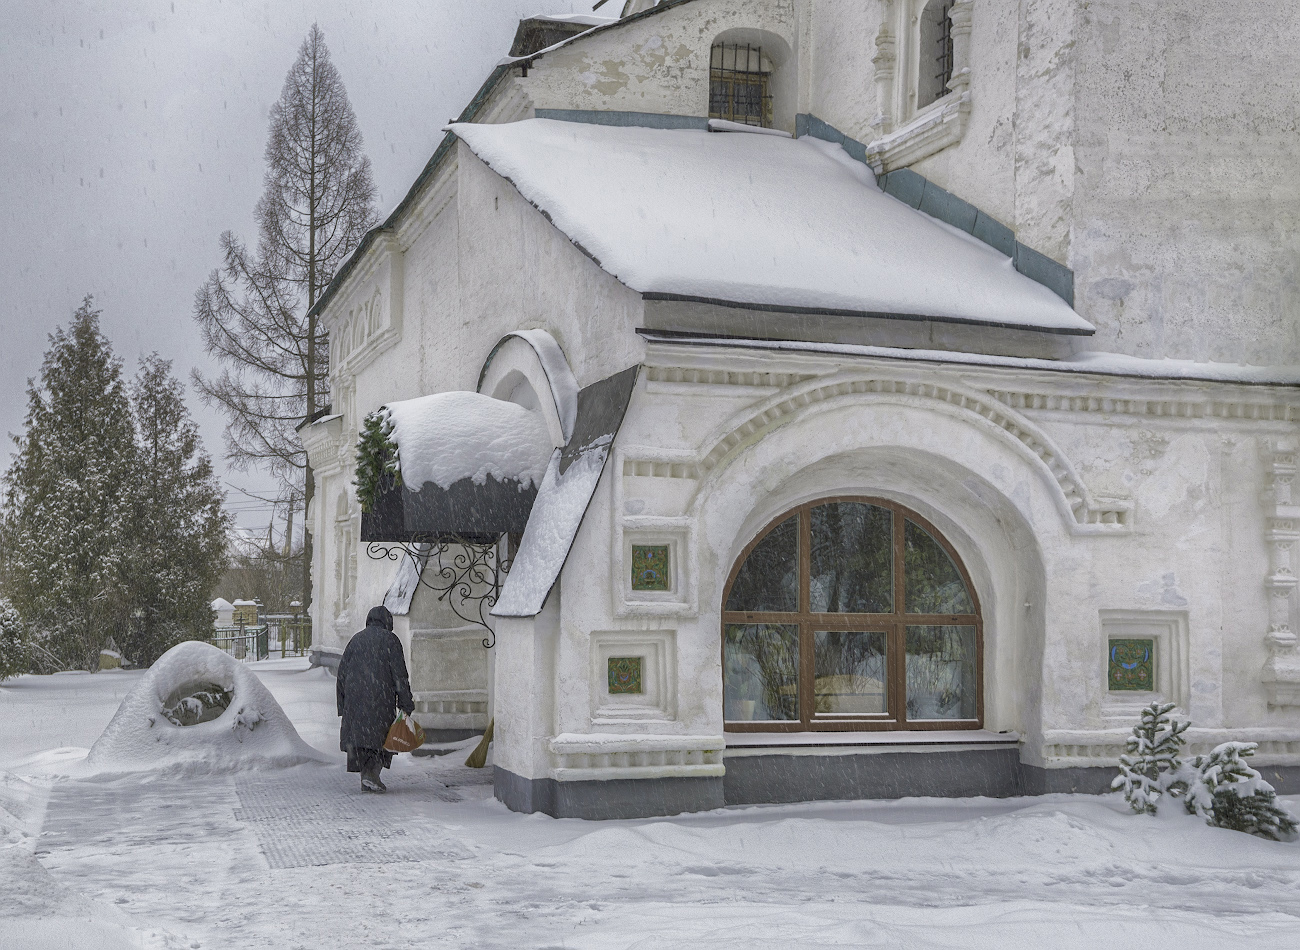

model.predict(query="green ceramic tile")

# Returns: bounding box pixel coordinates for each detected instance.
[631,544,670,592]
[608,656,643,694]
[1108,638,1155,691]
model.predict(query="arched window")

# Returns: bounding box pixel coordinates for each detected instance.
[709,43,772,128]
[722,498,982,731]
[917,0,955,110]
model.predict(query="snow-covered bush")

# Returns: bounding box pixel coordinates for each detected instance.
[85,640,326,774]
[1179,741,1298,842]
[1112,701,1190,815]
[0,598,31,682]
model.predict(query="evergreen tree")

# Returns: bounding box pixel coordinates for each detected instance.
[0,598,31,681]
[192,23,378,613]
[120,355,230,666]
[1183,741,1298,841]
[1,297,136,670]
[1112,701,1190,815]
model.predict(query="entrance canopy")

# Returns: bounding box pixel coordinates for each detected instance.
[360,391,554,543]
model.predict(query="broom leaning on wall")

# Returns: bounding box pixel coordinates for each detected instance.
[465,719,494,768]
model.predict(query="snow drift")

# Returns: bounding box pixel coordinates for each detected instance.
[85,641,326,774]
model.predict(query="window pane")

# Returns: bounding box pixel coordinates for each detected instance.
[725,515,798,612]
[734,82,765,122]
[905,625,977,720]
[904,519,973,614]
[709,79,730,118]
[814,630,887,716]
[810,503,892,613]
[723,624,799,721]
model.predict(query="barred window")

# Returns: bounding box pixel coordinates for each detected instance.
[708,43,772,128]
[918,0,955,109]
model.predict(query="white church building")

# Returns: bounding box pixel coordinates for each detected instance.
[300,0,1300,818]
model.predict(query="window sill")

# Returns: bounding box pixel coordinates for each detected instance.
[867,76,971,173]
[724,728,1018,752]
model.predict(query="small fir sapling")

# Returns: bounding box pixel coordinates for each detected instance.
[1112,701,1190,815]
[1180,741,1298,841]
[0,598,31,681]
[354,407,400,513]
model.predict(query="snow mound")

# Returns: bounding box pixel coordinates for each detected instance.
[385,390,553,491]
[85,641,326,775]
[0,769,42,841]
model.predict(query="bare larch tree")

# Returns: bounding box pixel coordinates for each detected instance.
[193,23,377,612]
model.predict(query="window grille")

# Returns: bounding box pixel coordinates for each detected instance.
[934,0,955,96]
[708,43,772,128]
[918,0,955,110]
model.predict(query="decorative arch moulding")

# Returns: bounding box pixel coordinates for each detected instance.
[676,372,1132,536]
[622,371,1132,534]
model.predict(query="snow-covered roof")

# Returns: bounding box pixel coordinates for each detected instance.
[210,598,234,612]
[449,120,1094,336]
[494,366,640,618]
[385,391,553,491]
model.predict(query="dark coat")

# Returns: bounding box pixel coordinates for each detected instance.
[337,606,415,753]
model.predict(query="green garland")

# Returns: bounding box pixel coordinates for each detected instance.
[354,407,401,513]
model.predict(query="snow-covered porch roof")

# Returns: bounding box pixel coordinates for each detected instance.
[448,119,1094,336]
[361,368,640,620]
[360,391,554,544]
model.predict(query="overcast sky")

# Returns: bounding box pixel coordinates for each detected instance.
[0,0,593,534]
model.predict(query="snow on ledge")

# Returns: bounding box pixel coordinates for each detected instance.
[386,390,553,491]
[498,329,579,441]
[724,729,1021,749]
[85,641,326,776]
[549,733,726,755]
[707,118,792,138]
[449,119,1093,335]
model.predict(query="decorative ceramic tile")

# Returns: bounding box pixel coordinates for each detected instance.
[1108,638,1155,691]
[631,544,670,592]
[607,656,644,694]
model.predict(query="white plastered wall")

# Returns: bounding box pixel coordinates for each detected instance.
[517,0,801,133]
[503,342,1300,781]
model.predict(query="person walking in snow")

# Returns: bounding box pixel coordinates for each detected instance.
[336,605,414,793]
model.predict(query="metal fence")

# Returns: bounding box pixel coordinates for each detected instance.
[209,615,311,662]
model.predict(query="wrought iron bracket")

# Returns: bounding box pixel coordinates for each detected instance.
[366,535,512,648]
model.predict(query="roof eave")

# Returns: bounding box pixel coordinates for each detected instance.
[505,0,700,70]
[641,292,1096,337]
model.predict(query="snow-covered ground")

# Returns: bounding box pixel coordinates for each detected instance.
[3,658,1299,949]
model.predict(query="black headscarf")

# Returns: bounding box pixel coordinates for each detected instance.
[366,605,394,632]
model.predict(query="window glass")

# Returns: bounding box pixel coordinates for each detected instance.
[814,630,888,715]
[724,624,799,721]
[810,503,893,613]
[904,519,973,614]
[725,515,798,612]
[708,43,771,128]
[917,0,955,109]
[904,625,977,720]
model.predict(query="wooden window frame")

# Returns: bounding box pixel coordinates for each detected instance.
[721,496,983,733]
